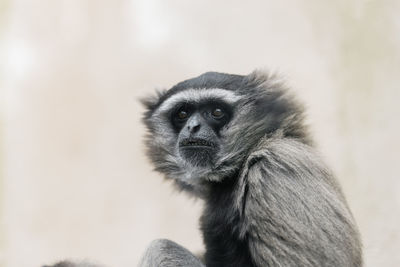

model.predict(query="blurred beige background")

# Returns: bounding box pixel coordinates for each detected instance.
[0,0,399,266]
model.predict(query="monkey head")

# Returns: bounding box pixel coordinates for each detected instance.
[141,71,309,195]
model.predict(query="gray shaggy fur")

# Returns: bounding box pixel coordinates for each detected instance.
[140,71,363,267]
[139,239,205,267]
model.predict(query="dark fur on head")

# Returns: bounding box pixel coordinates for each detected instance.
[142,71,311,195]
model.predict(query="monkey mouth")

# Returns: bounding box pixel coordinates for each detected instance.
[179,138,216,167]
[180,138,215,148]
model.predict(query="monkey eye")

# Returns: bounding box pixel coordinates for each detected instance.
[211,108,224,119]
[177,110,189,120]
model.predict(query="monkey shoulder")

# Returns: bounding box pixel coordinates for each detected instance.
[240,138,350,227]
[237,138,362,267]
[241,137,339,197]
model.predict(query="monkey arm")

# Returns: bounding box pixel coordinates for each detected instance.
[42,261,102,267]
[138,239,204,267]
[242,138,362,267]
[45,240,204,267]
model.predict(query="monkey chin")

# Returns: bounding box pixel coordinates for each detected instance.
[179,146,216,168]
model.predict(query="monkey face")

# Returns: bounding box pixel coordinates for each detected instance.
[170,101,233,167]
[142,86,241,188]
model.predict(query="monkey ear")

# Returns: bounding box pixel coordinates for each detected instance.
[139,88,168,116]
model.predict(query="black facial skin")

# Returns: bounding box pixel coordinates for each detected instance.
[170,101,232,167]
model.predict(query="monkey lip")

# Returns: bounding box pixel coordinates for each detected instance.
[180,138,215,148]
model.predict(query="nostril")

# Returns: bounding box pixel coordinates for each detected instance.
[192,124,200,132]
[188,124,200,133]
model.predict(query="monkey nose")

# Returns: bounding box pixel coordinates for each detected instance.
[186,114,202,133]
[188,123,200,133]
